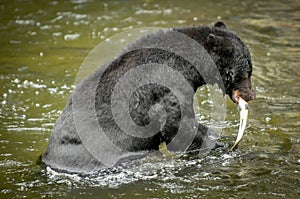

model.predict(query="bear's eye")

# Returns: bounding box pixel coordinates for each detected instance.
[226,70,234,78]
[225,70,234,82]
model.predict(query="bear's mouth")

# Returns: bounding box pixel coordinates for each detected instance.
[232,89,256,103]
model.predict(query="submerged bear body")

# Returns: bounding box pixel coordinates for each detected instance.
[42,22,255,173]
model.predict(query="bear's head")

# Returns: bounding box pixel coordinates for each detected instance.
[205,22,255,103]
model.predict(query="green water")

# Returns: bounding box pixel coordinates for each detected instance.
[0,0,299,198]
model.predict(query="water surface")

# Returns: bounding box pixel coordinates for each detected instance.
[0,0,299,198]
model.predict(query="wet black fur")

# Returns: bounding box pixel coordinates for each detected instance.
[42,22,254,173]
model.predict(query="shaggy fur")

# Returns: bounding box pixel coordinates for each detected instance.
[42,22,255,173]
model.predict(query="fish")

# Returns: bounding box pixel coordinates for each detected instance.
[231,98,249,151]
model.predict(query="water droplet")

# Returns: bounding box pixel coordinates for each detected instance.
[64,33,80,40]
[13,78,20,84]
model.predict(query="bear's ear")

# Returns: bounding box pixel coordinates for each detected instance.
[214,21,227,29]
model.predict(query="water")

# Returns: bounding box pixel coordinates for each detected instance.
[1,0,299,198]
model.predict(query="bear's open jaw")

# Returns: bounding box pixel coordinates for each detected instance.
[232,89,256,103]
[232,90,242,103]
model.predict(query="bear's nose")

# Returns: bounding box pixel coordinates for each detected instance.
[242,89,256,102]
[249,90,256,101]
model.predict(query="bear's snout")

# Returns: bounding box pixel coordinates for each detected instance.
[232,89,255,103]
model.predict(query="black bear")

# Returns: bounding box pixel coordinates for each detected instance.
[42,22,255,173]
